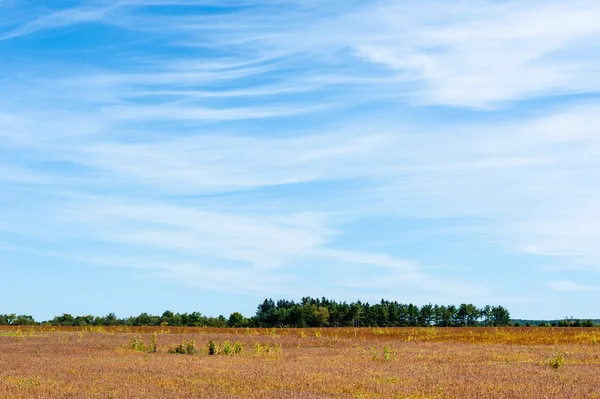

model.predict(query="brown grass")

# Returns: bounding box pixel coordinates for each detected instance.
[1,326,600,398]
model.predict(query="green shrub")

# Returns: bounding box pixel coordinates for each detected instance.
[185,340,196,355]
[548,352,565,369]
[233,342,243,355]
[130,336,148,352]
[169,343,185,354]
[223,341,232,355]
[208,340,219,355]
[169,340,196,355]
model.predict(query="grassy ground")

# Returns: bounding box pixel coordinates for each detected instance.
[1,326,600,398]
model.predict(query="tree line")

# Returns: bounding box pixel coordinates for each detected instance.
[512,318,598,327]
[0,297,518,327]
[252,298,512,327]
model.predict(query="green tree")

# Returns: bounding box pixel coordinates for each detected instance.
[52,313,75,326]
[13,315,36,325]
[490,306,510,326]
[103,313,118,326]
[312,306,330,327]
[407,304,419,326]
[419,304,434,326]
[227,312,247,328]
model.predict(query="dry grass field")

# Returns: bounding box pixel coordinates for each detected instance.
[1,326,600,398]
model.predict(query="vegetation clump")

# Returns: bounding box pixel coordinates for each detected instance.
[130,336,149,352]
[207,340,243,355]
[547,352,565,369]
[372,345,395,362]
[208,340,219,355]
[169,340,196,355]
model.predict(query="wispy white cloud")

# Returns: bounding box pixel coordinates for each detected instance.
[548,280,600,293]
[101,0,600,107]
[0,2,123,41]
[8,1,599,108]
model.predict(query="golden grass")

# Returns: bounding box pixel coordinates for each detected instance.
[1,326,600,398]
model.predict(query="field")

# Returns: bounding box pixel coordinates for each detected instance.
[1,326,600,398]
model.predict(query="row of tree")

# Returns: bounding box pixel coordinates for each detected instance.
[252,298,512,327]
[5,297,596,328]
[1,297,514,327]
[513,319,598,327]
[0,311,232,327]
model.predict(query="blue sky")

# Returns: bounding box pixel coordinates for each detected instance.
[2,0,600,321]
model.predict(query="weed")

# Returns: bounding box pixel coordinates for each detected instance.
[185,340,196,354]
[223,341,232,355]
[547,352,565,369]
[252,342,280,356]
[170,340,196,355]
[208,340,220,355]
[150,332,158,353]
[372,345,395,362]
[383,345,391,361]
[383,345,395,361]
[233,342,243,355]
[130,336,148,352]
[169,344,185,354]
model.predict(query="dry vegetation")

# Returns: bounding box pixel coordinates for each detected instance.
[1,326,600,398]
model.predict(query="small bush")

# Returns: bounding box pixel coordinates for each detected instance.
[130,337,148,352]
[208,340,219,355]
[201,340,244,356]
[169,343,185,354]
[548,352,565,369]
[252,342,280,356]
[185,340,196,355]
[169,340,196,355]
[233,342,243,355]
[223,341,232,355]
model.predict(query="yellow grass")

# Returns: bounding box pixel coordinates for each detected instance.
[1,326,600,398]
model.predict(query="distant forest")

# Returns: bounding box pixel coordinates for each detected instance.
[0,297,593,328]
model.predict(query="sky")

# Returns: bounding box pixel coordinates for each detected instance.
[1,0,600,321]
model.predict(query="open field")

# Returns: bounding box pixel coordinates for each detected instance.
[1,326,600,398]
